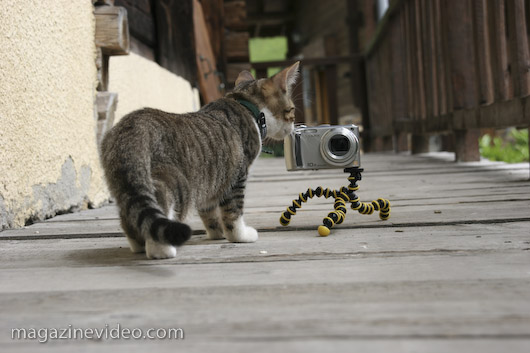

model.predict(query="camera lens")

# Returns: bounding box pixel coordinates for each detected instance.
[319,127,359,167]
[328,136,350,156]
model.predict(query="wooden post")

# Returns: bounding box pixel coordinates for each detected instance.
[94,2,129,143]
[393,132,409,153]
[346,0,371,151]
[96,92,118,145]
[454,129,481,162]
[325,65,339,125]
[411,134,430,154]
[445,0,480,162]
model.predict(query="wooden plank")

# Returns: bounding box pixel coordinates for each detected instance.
[153,0,197,84]
[473,0,494,105]
[201,0,225,65]
[193,0,223,103]
[445,0,478,110]
[324,65,339,125]
[506,0,530,97]
[434,0,450,115]
[390,9,408,125]
[224,0,248,30]
[403,0,416,121]
[225,62,251,83]
[2,222,530,269]
[224,31,250,61]
[426,0,439,116]
[414,0,427,119]
[114,0,155,47]
[488,0,513,101]
[420,0,434,119]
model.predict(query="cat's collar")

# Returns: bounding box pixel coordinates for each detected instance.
[236,99,267,139]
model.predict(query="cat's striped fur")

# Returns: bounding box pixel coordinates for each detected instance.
[100,62,299,259]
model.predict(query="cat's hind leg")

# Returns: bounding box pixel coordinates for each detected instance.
[198,206,224,240]
[120,209,146,253]
[143,179,179,260]
[220,175,258,243]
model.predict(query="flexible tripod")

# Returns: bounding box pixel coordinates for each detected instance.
[279,167,391,236]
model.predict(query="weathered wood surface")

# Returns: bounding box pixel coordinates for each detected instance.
[94,5,130,56]
[1,153,529,352]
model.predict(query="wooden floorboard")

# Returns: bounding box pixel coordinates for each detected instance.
[1,152,529,352]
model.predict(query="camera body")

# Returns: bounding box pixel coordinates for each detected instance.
[284,124,361,171]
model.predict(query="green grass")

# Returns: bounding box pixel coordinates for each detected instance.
[479,128,529,163]
[249,36,288,77]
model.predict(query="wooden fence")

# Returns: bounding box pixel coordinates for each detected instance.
[365,0,530,161]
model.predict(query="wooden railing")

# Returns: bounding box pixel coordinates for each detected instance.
[365,0,530,161]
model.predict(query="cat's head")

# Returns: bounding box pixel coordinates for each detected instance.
[233,62,300,140]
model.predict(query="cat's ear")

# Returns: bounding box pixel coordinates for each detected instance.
[235,70,255,86]
[273,61,300,95]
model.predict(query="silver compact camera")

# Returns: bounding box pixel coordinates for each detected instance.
[284,124,361,171]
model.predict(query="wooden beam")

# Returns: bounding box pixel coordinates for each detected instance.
[224,1,248,30]
[454,129,480,162]
[94,5,130,55]
[224,31,250,61]
[250,56,362,70]
[96,92,118,145]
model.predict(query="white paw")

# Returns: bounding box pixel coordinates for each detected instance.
[127,237,145,253]
[206,228,225,240]
[239,225,258,243]
[226,218,258,243]
[145,239,177,259]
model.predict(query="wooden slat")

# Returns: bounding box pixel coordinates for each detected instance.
[153,0,197,83]
[201,0,225,64]
[193,0,223,103]
[473,0,494,105]
[420,0,434,119]
[224,0,247,30]
[434,0,450,115]
[445,0,478,110]
[403,1,415,121]
[414,0,427,119]
[390,10,408,124]
[507,0,530,97]
[224,31,250,61]
[426,0,439,117]
[488,0,512,101]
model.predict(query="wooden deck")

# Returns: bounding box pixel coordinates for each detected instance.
[1,152,529,352]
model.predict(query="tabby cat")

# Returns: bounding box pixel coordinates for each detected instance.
[100,62,299,259]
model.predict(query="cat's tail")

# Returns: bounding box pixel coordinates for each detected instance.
[124,193,192,246]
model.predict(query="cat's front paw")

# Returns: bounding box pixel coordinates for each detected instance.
[146,239,177,259]
[241,225,258,243]
[228,225,258,243]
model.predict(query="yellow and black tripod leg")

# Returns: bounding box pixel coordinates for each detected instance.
[318,192,349,236]
[280,167,391,236]
[280,187,321,226]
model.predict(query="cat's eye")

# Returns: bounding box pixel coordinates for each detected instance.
[285,107,295,113]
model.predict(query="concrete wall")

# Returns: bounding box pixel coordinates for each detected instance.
[0,2,198,229]
[110,53,200,121]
